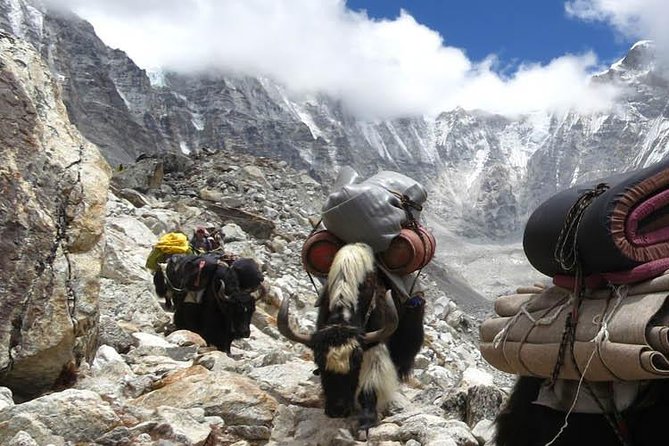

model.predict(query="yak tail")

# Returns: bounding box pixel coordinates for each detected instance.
[388,295,425,381]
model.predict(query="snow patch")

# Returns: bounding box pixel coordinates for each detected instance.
[147,69,166,88]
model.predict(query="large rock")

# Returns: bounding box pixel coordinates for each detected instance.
[132,370,278,428]
[0,389,120,445]
[0,32,110,400]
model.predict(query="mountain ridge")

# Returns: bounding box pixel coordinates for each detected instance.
[2,1,669,243]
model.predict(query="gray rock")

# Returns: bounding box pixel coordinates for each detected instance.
[0,389,120,445]
[466,385,504,428]
[472,419,495,445]
[0,386,14,411]
[7,431,39,446]
[98,315,138,354]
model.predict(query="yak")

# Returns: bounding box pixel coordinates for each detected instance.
[154,254,261,353]
[495,376,669,446]
[278,243,425,429]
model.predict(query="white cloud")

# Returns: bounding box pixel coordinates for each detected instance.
[566,0,669,62]
[43,0,620,118]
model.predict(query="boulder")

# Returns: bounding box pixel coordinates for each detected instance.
[0,389,120,445]
[132,370,278,428]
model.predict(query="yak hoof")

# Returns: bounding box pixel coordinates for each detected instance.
[358,414,378,432]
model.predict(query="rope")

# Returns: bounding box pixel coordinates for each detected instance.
[543,341,600,446]
[492,296,572,349]
[548,182,609,388]
[553,182,609,273]
[163,263,187,293]
[546,285,631,446]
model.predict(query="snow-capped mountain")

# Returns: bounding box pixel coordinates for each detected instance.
[3,0,669,242]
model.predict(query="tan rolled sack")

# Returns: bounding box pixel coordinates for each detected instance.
[480,279,669,381]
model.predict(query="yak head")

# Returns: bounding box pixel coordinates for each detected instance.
[278,243,398,418]
[210,264,259,339]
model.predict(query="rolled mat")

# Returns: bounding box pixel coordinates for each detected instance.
[523,158,669,277]
[480,288,669,381]
[494,273,669,318]
[494,286,570,318]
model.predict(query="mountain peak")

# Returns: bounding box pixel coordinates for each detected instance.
[611,40,655,73]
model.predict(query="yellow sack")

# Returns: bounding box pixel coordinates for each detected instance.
[155,232,190,254]
[145,247,167,272]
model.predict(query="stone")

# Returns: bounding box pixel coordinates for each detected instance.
[132,370,278,427]
[166,330,207,348]
[0,386,14,411]
[98,315,138,354]
[247,360,321,407]
[111,158,164,192]
[472,419,495,445]
[115,188,152,208]
[154,406,214,445]
[0,389,120,445]
[465,385,504,427]
[221,223,249,242]
[199,187,226,203]
[7,431,39,446]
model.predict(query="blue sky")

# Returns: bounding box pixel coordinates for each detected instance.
[49,0,660,118]
[347,0,633,68]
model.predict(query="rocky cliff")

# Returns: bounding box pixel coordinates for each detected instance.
[0,30,110,400]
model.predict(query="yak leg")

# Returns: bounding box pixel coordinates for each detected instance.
[357,388,378,431]
[357,344,399,430]
[200,294,234,354]
[495,376,543,446]
[173,301,202,332]
[387,295,425,381]
[153,267,172,309]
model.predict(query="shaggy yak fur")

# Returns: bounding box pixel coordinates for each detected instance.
[495,376,669,446]
[154,254,256,353]
[279,243,425,429]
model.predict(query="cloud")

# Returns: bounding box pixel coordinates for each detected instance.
[566,0,669,63]
[43,0,620,119]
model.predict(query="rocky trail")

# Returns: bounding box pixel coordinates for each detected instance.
[0,35,512,446]
[2,147,510,445]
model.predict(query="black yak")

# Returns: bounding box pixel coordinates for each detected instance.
[278,243,425,429]
[495,376,669,446]
[154,255,263,353]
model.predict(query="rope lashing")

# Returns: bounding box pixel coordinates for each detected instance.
[553,182,610,273]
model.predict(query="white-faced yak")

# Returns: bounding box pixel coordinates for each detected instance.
[154,255,263,353]
[278,243,425,430]
[495,376,669,446]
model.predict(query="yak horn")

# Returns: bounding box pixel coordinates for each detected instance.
[362,290,398,345]
[219,280,229,299]
[277,296,313,346]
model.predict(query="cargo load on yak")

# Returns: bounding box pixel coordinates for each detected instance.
[481,158,669,446]
[145,232,193,272]
[301,167,436,301]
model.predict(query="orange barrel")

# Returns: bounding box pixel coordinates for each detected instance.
[417,226,436,268]
[301,230,344,276]
[380,226,436,275]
